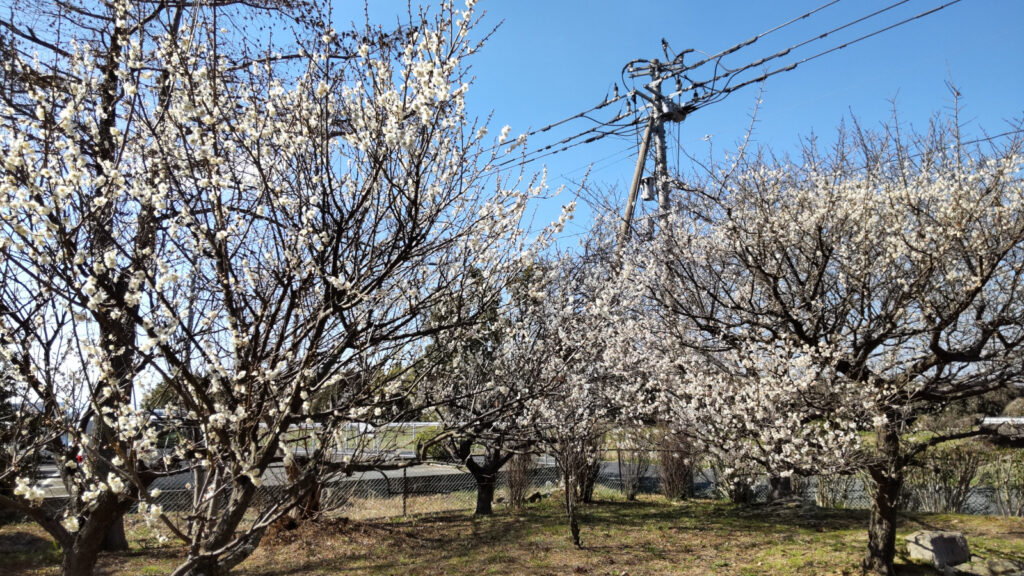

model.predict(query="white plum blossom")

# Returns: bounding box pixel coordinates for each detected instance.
[106,473,125,495]
[61,516,81,533]
[13,477,46,506]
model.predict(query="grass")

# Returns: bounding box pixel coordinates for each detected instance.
[2,495,1023,575]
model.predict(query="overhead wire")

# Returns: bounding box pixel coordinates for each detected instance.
[491,0,966,177]
[495,0,855,173]
[681,0,966,109]
[495,1,850,173]
[557,146,639,182]
[654,0,913,92]
[626,0,845,80]
[479,92,632,160]
[491,111,643,169]
[504,0,991,255]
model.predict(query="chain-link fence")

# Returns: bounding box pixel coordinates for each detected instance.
[31,461,565,523]
[30,450,1023,523]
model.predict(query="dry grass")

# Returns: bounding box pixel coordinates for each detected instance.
[2,495,1023,575]
[337,491,478,520]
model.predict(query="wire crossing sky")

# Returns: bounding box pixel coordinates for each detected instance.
[342,0,1024,240]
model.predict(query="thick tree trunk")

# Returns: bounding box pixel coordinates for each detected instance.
[474,473,496,515]
[467,448,506,516]
[174,555,241,576]
[100,516,130,551]
[863,474,901,576]
[862,422,903,576]
[768,476,792,502]
[61,541,104,576]
[284,455,321,522]
[579,459,599,504]
[564,468,581,548]
[60,493,125,576]
[171,526,267,576]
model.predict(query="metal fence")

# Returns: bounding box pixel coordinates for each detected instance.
[123,465,564,521]
[32,455,1023,523]
[696,472,1012,516]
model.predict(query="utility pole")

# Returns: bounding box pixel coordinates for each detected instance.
[650,63,672,230]
[619,117,655,244]
[618,59,691,245]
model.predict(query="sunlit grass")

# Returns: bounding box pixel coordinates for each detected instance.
[2,494,1022,575]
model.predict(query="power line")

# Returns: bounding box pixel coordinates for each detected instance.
[494,0,967,178]
[612,0,970,203]
[650,0,911,84]
[688,0,966,108]
[626,0,846,80]
[515,0,850,173]
[495,0,850,171]
[480,93,631,159]
[500,0,913,173]
[649,0,934,112]
[492,111,643,169]
[556,146,639,183]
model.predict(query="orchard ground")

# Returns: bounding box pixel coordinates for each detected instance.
[2,495,1022,575]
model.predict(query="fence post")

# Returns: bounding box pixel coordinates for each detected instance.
[617,448,624,495]
[402,466,408,516]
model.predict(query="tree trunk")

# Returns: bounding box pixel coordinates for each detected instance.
[173,555,239,576]
[863,473,901,576]
[284,455,321,522]
[863,422,903,576]
[579,459,599,504]
[474,473,496,515]
[171,527,267,576]
[465,445,517,516]
[563,467,581,548]
[768,476,792,502]
[467,448,506,516]
[61,541,104,576]
[100,516,130,551]
[60,494,124,576]
[568,505,581,548]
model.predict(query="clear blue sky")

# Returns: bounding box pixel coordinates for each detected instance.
[344,0,1024,241]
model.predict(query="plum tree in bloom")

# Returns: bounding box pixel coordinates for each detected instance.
[523,234,659,547]
[0,0,548,574]
[416,265,563,516]
[527,258,606,547]
[637,117,1024,575]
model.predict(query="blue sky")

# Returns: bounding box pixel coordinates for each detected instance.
[346,0,1024,240]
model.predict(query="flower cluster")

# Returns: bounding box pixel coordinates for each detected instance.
[12,477,46,506]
